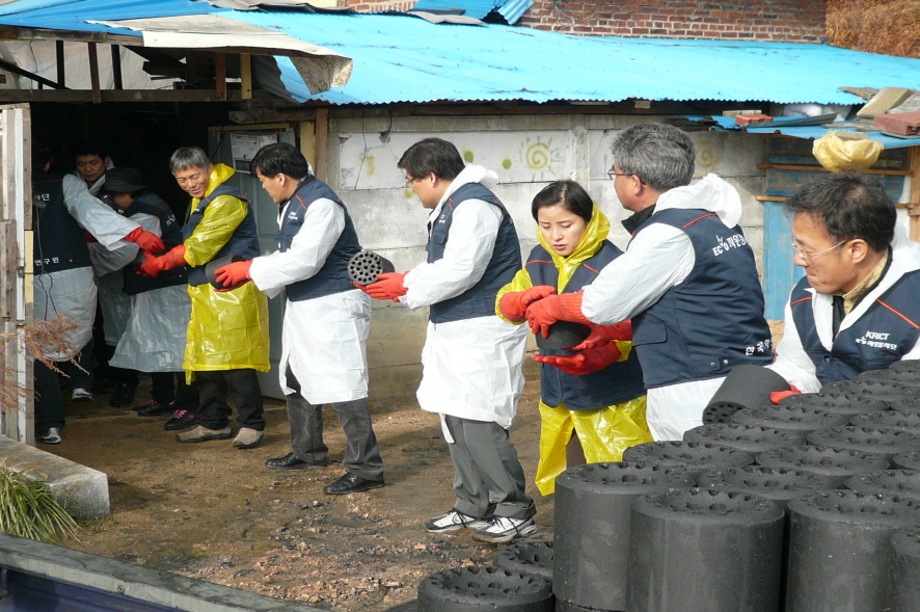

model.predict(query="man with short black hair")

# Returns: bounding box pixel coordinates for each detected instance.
[215,142,385,495]
[769,172,920,391]
[361,137,536,543]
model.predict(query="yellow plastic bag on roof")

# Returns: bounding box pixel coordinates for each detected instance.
[813,131,883,172]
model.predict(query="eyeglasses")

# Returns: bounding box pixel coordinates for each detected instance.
[607,168,631,180]
[790,238,846,264]
[404,175,425,189]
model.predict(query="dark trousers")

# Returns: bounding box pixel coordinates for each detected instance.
[443,414,535,520]
[195,369,264,431]
[34,360,64,431]
[151,372,199,408]
[285,367,383,480]
[61,339,94,391]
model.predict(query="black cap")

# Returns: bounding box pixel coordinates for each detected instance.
[105,167,147,194]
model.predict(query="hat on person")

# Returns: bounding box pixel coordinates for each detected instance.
[105,167,147,193]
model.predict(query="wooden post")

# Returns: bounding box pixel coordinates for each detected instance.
[214,52,227,102]
[88,42,101,104]
[908,147,920,243]
[240,53,252,100]
[314,108,328,181]
[55,41,65,88]
[111,45,123,90]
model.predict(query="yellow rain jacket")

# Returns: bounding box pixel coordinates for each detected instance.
[496,205,651,495]
[182,163,270,375]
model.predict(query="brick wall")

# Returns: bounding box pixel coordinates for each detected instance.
[517,1,827,42]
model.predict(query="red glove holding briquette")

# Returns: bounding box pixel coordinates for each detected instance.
[499,285,556,322]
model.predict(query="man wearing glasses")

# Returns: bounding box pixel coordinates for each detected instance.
[768,172,920,392]
[526,123,773,440]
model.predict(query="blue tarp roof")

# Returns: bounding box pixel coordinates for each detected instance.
[411,0,533,23]
[1,0,919,108]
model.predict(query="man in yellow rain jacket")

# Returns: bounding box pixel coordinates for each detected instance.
[140,147,270,448]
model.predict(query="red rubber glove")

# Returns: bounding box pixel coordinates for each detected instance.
[534,341,622,376]
[214,260,252,291]
[124,227,165,254]
[363,272,407,302]
[770,384,801,405]
[525,292,591,338]
[138,245,186,278]
[499,286,557,322]
[572,321,632,351]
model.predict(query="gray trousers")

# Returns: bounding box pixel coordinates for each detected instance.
[443,414,535,520]
[285,369,383,480]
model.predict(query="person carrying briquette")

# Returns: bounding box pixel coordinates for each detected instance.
[768,172,920,394]
[139,147,270,449]
[31,142,164,445]
[102,167,199,430]
[213,142,385,495]
[496,180,651,496]
[525,123,773,441]
[360,137,536,544]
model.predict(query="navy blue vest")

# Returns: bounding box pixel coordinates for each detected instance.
[631,209,773,388]
[279,178,361,302]
[527,241,646,410]
[427,183,521,324]
[32,170,92,275]
[182,183,260,286]
[122,192,188,295]
[790,271,920,384]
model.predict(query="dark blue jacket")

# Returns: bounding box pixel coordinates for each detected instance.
[527,241,646,410]
[182,183,260,286]
[122,192,187,295]
[790,271,920,383]
[278,178,361,302]
[631,208,773,388]
[427,183,521,323]
[32,170,92,275]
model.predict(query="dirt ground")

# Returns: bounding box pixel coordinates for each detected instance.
[47,377,553,611]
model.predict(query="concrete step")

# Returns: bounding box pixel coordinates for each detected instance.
[0,434,109,519]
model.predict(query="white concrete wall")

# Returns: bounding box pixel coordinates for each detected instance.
[324,113,766,399]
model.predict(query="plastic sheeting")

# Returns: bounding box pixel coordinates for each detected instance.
[534,395,652,496]
[110,284,190,373]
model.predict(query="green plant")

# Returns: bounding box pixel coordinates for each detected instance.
[0,463,79,544]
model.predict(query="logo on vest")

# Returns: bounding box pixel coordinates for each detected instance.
[855,331,898,351]
[712,233,747,257]
[287,209,300,221]
[744,338,773,356]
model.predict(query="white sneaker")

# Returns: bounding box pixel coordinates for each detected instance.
[37,427,62,444]
[472,516,537,544]
[71,388,93,401]
[425,509,490,533]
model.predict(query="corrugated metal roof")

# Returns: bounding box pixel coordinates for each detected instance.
[496,0,533,24]
[410,0,496,20]
[1,1,919,109]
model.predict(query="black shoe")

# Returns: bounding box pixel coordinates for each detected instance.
[135,400,175,417]
[164,408,198,431]
[265,452,329,470]
[109,382,137,408]
[323,473,385,495]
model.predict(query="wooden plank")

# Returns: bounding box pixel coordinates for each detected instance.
[87,42,102,104]
[757,163,910,176]
[214,52,227,102]
[0,221,14,320]
[909,147,920,243]
[314,108,328,181]
[240,53,252,101]
[0,89,253,103]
